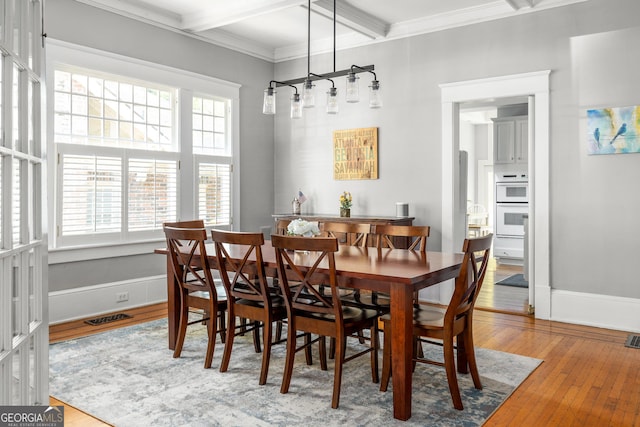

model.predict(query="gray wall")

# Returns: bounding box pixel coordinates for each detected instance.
[46,0,275,291]
[273,0,640,300]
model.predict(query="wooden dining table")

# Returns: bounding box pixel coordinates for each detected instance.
[155,241,463,421]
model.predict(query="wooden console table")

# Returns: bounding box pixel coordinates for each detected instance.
[272,213,415,247]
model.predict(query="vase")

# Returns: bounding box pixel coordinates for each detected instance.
[340,208,350,217]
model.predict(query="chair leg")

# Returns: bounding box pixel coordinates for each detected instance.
[204,306,218,369]
[259,319,273,385]
[218,310,226,343]
[370,324,379,383]
[380,320,391,391]
[304,333,313,365]
[280,323,296,394]
[331,335,346,409]
[329,337,336,359]
[173,295,189,359]
[219,310,236,373]
[275,320,283,342]
[463,320,482,390]
[253,320,262,353]
[319,336,328,371]
[443,331,463,410]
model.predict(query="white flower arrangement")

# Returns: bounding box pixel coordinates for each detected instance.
[287,219,321,237]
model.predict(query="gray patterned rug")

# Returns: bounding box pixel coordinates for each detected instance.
[49,319,541,426]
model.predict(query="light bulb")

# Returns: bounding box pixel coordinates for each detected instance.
[326,87,339,114]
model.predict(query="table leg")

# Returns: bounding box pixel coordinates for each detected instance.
[390,284,414,421]
[166,255,178,350]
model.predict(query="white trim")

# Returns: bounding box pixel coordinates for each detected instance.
[48,276,167,324]
[440,70,551,319]
[551,290,640,333]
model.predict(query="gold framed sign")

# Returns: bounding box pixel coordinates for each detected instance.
[333,127,378,180]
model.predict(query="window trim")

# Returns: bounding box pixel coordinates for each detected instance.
[46,40,241,262]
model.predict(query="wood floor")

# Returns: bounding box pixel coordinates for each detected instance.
[49,303,640,426]
[477,257,528,314]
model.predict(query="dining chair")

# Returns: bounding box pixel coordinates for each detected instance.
[275,219,292,235]
[163,223,228,368]
[271,234,379,409]
[211,229,288,385]
[320,221,371,247]
[379,233,493,410]
[372,224,431,252]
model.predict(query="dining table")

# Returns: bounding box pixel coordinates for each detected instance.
[155,240,463,421]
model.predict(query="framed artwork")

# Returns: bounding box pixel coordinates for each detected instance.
[587,105,640,155]
[333,127,378,180]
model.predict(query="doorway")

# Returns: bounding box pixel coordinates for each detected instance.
[460,100,529,313]
[440,71,551,320]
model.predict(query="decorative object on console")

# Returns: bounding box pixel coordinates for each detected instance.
[286,219,320,237]
[339,191,352,217]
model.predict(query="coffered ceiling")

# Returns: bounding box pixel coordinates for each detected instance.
[77,0,587,62]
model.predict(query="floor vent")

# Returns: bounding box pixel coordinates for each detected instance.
[625,334,640,349]
[84,313,132,326]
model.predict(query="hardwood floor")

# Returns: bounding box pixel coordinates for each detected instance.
[476,257,529,314]
[49,303,640,426]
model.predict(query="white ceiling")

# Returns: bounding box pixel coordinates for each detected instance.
[78,0,587,62]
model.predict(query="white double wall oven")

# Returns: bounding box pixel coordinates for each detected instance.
[494,172,528,262]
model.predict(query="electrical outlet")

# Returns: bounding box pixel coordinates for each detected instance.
[116,292,129,303]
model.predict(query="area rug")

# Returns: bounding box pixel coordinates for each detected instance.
[495,273,528,288]
[49,319,541,426]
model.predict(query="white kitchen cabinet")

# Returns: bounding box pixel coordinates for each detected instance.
[493,116,528,164]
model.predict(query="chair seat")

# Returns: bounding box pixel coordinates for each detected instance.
[296,305,378,323]
[235,295,286,309]
[381,305,446,328]
[342,291,390,310]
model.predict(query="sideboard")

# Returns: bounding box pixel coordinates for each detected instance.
[272,214,415,247]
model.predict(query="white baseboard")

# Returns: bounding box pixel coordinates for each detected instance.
[551,289,640,333]
[49,275,167,325]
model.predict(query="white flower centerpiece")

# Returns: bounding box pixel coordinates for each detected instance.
[287,219,321,237]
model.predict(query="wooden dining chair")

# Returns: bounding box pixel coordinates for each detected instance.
[211,229,288,385]
[373,224,431,252]
[271,234,379,409]
[163,224,228,368]
[320,221,371,247]
[275,219,292,235]
[379,233,493,410]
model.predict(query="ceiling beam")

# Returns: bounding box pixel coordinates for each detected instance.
[313,0,388,39]
[181,0,306,32]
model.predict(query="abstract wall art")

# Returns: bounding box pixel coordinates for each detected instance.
[587,105,640,155]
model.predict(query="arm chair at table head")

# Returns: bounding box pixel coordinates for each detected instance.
[163,224,227,369]
[380,233,493,410]
[271,234,380,409]
[210,229,287,385]
[319,221,371,247]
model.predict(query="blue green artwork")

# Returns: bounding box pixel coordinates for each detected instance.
[587,106,640,155]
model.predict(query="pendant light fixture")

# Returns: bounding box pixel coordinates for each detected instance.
[263,80,303,119]
[261,0,382,118]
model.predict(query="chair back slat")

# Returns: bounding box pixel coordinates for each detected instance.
[372,224,430,252]
[320,222,371,247]
[163,225,217,297]
[271,235,341,319]
[446,233,493,322]
[210,230,269,304]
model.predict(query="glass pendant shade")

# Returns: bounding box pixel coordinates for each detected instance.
[262,87,276,114]
[368,80,382,109]
[326,87,339,114]
[346,72,359,103]
[290,93,303,119]
[302,79,315,108]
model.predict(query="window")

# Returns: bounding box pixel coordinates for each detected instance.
[48,42,239,252]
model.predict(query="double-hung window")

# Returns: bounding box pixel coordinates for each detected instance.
[47,42,239,254]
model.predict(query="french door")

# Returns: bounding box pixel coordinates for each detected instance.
[0,0,48,405]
